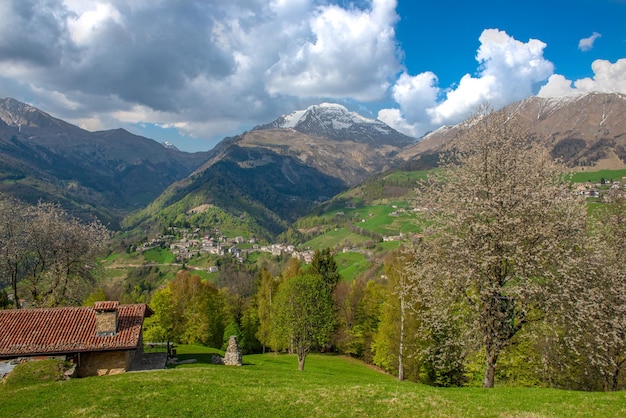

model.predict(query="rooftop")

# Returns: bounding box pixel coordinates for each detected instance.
[0,303,153,358]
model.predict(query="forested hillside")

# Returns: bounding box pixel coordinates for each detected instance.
[113,109,626,391]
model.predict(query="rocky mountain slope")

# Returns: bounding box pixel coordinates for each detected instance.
[3,93,625,239]
[0,98,209,227]
[124,104,417,237]
[400,92,626,170]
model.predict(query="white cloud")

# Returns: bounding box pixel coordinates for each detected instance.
[0,0,404,148]
[265,0,401,101]
[536,74,578,97]
[1,1,623,151]
[377,72,438,135]
[575,59,626,93]
[379,29,554,138]
[578,32,601,52]
[67,3,123,46]
[538,58,626,97]
[378,108,419,137]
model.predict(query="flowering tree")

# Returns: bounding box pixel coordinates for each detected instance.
[0,197,110,307]
[413,108,588,388]
[573,188,626,390]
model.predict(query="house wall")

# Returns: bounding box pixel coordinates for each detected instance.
[76,350,134,377]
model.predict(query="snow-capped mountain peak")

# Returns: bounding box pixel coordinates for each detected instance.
[254,103,416,145]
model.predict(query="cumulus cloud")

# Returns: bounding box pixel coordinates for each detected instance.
[377,72,439,136]
[266,0,401,101]
[536,74,578,97]
[1,1,623,151]
[538,58,626,97]
[379,29,554,138]
[67,3,123,46]
[578,32,601,51]
[0,0,402,148]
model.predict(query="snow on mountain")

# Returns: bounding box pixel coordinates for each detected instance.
[162,141,180,150]
[254,103,416,146]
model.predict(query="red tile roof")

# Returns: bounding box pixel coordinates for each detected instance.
[0,303,154,358]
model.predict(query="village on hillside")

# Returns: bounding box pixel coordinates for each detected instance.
[133,203,422,271]
[131,177,625,273]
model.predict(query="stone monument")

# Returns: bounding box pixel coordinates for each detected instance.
[212,335,242,366]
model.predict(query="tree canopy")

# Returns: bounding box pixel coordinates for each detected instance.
[274,273,335,371]
[0,196,110,308]
[411,108,589,388]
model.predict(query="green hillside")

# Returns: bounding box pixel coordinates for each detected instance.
[1,349,623,417]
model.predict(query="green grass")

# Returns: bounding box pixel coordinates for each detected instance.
[335,252,372,281]
[385,169,435,182]
[571,169,626,183]
[304,227,371,249]
[142,247,176,264]
[1,350,624,417]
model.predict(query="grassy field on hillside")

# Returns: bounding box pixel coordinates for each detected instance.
[571,168,626,183]
[1,347,624,417]
[335,251,372,280]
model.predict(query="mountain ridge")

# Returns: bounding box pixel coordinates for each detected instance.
[0,97,210,227]
[2,93,626,239]
[400,92,626,170]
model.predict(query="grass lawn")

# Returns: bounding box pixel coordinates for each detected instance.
[1,349,624,417]
[142,247,176,264]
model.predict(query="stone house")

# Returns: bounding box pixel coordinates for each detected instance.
[0,301,153,377]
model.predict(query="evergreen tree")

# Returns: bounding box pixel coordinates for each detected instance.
[309,247,341,287]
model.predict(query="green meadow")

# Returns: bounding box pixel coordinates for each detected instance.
[571,168,626,183]
[1,346,624,417]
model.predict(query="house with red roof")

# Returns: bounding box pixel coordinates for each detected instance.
[0,301,153,377]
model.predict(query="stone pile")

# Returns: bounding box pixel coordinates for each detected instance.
[211,335,242,366]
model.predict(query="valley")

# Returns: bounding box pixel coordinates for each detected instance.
[2,95,626,392]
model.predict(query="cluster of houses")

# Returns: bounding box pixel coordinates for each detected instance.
[573,179,625,197]
[133,201,422,270]
[135,228,320,267]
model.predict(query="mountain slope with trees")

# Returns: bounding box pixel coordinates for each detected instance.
[123,104,417,238]
[0,98,209,228]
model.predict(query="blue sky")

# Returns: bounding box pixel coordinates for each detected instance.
[398,0,625,85]
[0,0,624,152]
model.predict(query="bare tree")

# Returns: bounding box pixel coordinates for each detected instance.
[414,108,588,388]
[0,197,110,308]
[0,195,28,308]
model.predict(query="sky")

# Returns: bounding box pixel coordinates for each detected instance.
[0,0,624,152]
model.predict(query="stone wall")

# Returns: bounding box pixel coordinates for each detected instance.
[76,350,133,377]
[95,311,118,336]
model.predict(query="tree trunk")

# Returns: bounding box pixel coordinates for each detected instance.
[298,352,306,371]
[398,293,405,381]
[12,281,20,309]
[483,348,498,388]
[611,364,621,391]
